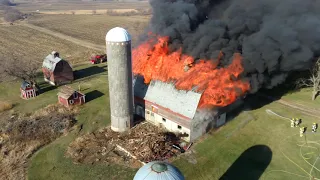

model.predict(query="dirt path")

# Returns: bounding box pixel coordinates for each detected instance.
[22,23,105,52]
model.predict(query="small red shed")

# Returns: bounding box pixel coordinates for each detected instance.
[20,81,37,99]
[57,85,85,107]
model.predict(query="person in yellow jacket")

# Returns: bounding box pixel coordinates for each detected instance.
[291,118,295,127]
[294,118,301,127]
[312,123,318,133]
[300,127,306,137]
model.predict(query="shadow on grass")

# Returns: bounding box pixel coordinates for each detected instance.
[220,145,272,180]
[36,81,57,94]
[85,90,104,103]
[40,84,57,93]
[74,65,107,80]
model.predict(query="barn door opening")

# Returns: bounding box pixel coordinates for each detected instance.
[135,105,145,118]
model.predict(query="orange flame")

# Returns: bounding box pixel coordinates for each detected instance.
[133,36,250,108]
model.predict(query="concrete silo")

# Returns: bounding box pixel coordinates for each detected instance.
[106,27,133,132]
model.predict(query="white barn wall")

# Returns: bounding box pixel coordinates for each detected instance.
[139,106,192,141]
[216,113,226,127]
[135,102,226,142]
[190,113,226,142]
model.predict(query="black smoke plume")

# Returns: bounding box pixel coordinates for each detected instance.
[142,0,320,93]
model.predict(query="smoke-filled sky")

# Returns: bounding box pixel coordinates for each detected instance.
[143,0,320,93]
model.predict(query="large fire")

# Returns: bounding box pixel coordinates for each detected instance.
[132,36,250,108]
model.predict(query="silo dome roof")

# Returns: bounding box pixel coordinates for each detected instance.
[133,161,185,180]
[106,27,131,42]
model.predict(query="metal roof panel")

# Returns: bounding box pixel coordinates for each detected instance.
[42,54,62,71]
[134,77,202,119]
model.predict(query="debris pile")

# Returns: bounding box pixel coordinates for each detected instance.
[116,123,181,162]
[66,128,139,167]
[66,122,184,166]
[0,104,76,180]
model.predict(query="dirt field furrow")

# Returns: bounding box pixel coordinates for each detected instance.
[23,23,105,51]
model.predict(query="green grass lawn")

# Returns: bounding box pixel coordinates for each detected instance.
[0,77,57,115]
[281,88,320,109]
[28,132,136,180]
[174,102,320,179]
[1,63,319,180]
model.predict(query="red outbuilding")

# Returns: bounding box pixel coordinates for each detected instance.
[42,51,74,86]
[20,81,37,99]
[57,85,85,107]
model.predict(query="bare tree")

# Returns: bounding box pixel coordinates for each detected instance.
[0,54,39,84]
[296,58,320,100]
[71,11,75,15]
[92,10,96,15]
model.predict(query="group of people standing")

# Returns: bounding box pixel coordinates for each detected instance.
[290,118,318,137]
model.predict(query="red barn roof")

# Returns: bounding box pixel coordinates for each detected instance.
[57,85,83,99]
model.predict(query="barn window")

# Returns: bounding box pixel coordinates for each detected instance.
[178,125,182,130]
[73,92,78,99]
[151,106,158,113]
[69,100,74,104]
[162,118,166,122]
[151,112,154,117]
[146,111,150,114]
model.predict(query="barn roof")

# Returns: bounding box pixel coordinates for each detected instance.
[21,81,31,90]
[43,53,63,72]
[134,76,202,119]
[43,52,72,72]
[57,85,82,99]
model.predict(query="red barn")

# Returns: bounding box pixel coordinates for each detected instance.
[57,85,85,107]
[20,81,37,99]
[42,51,74,86]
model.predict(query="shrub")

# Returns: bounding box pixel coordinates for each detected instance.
[0,101,13,112]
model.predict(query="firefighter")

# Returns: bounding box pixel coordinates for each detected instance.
[300,127,306,137]
[294,118,301,127]
[312,123,318,133]
[291,118,295,128]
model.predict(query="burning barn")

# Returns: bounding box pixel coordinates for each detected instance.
[105,27,235,142]
[134,76,226,142]
[105,0,320,145]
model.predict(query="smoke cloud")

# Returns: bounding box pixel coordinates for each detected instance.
[143,0,320,93]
